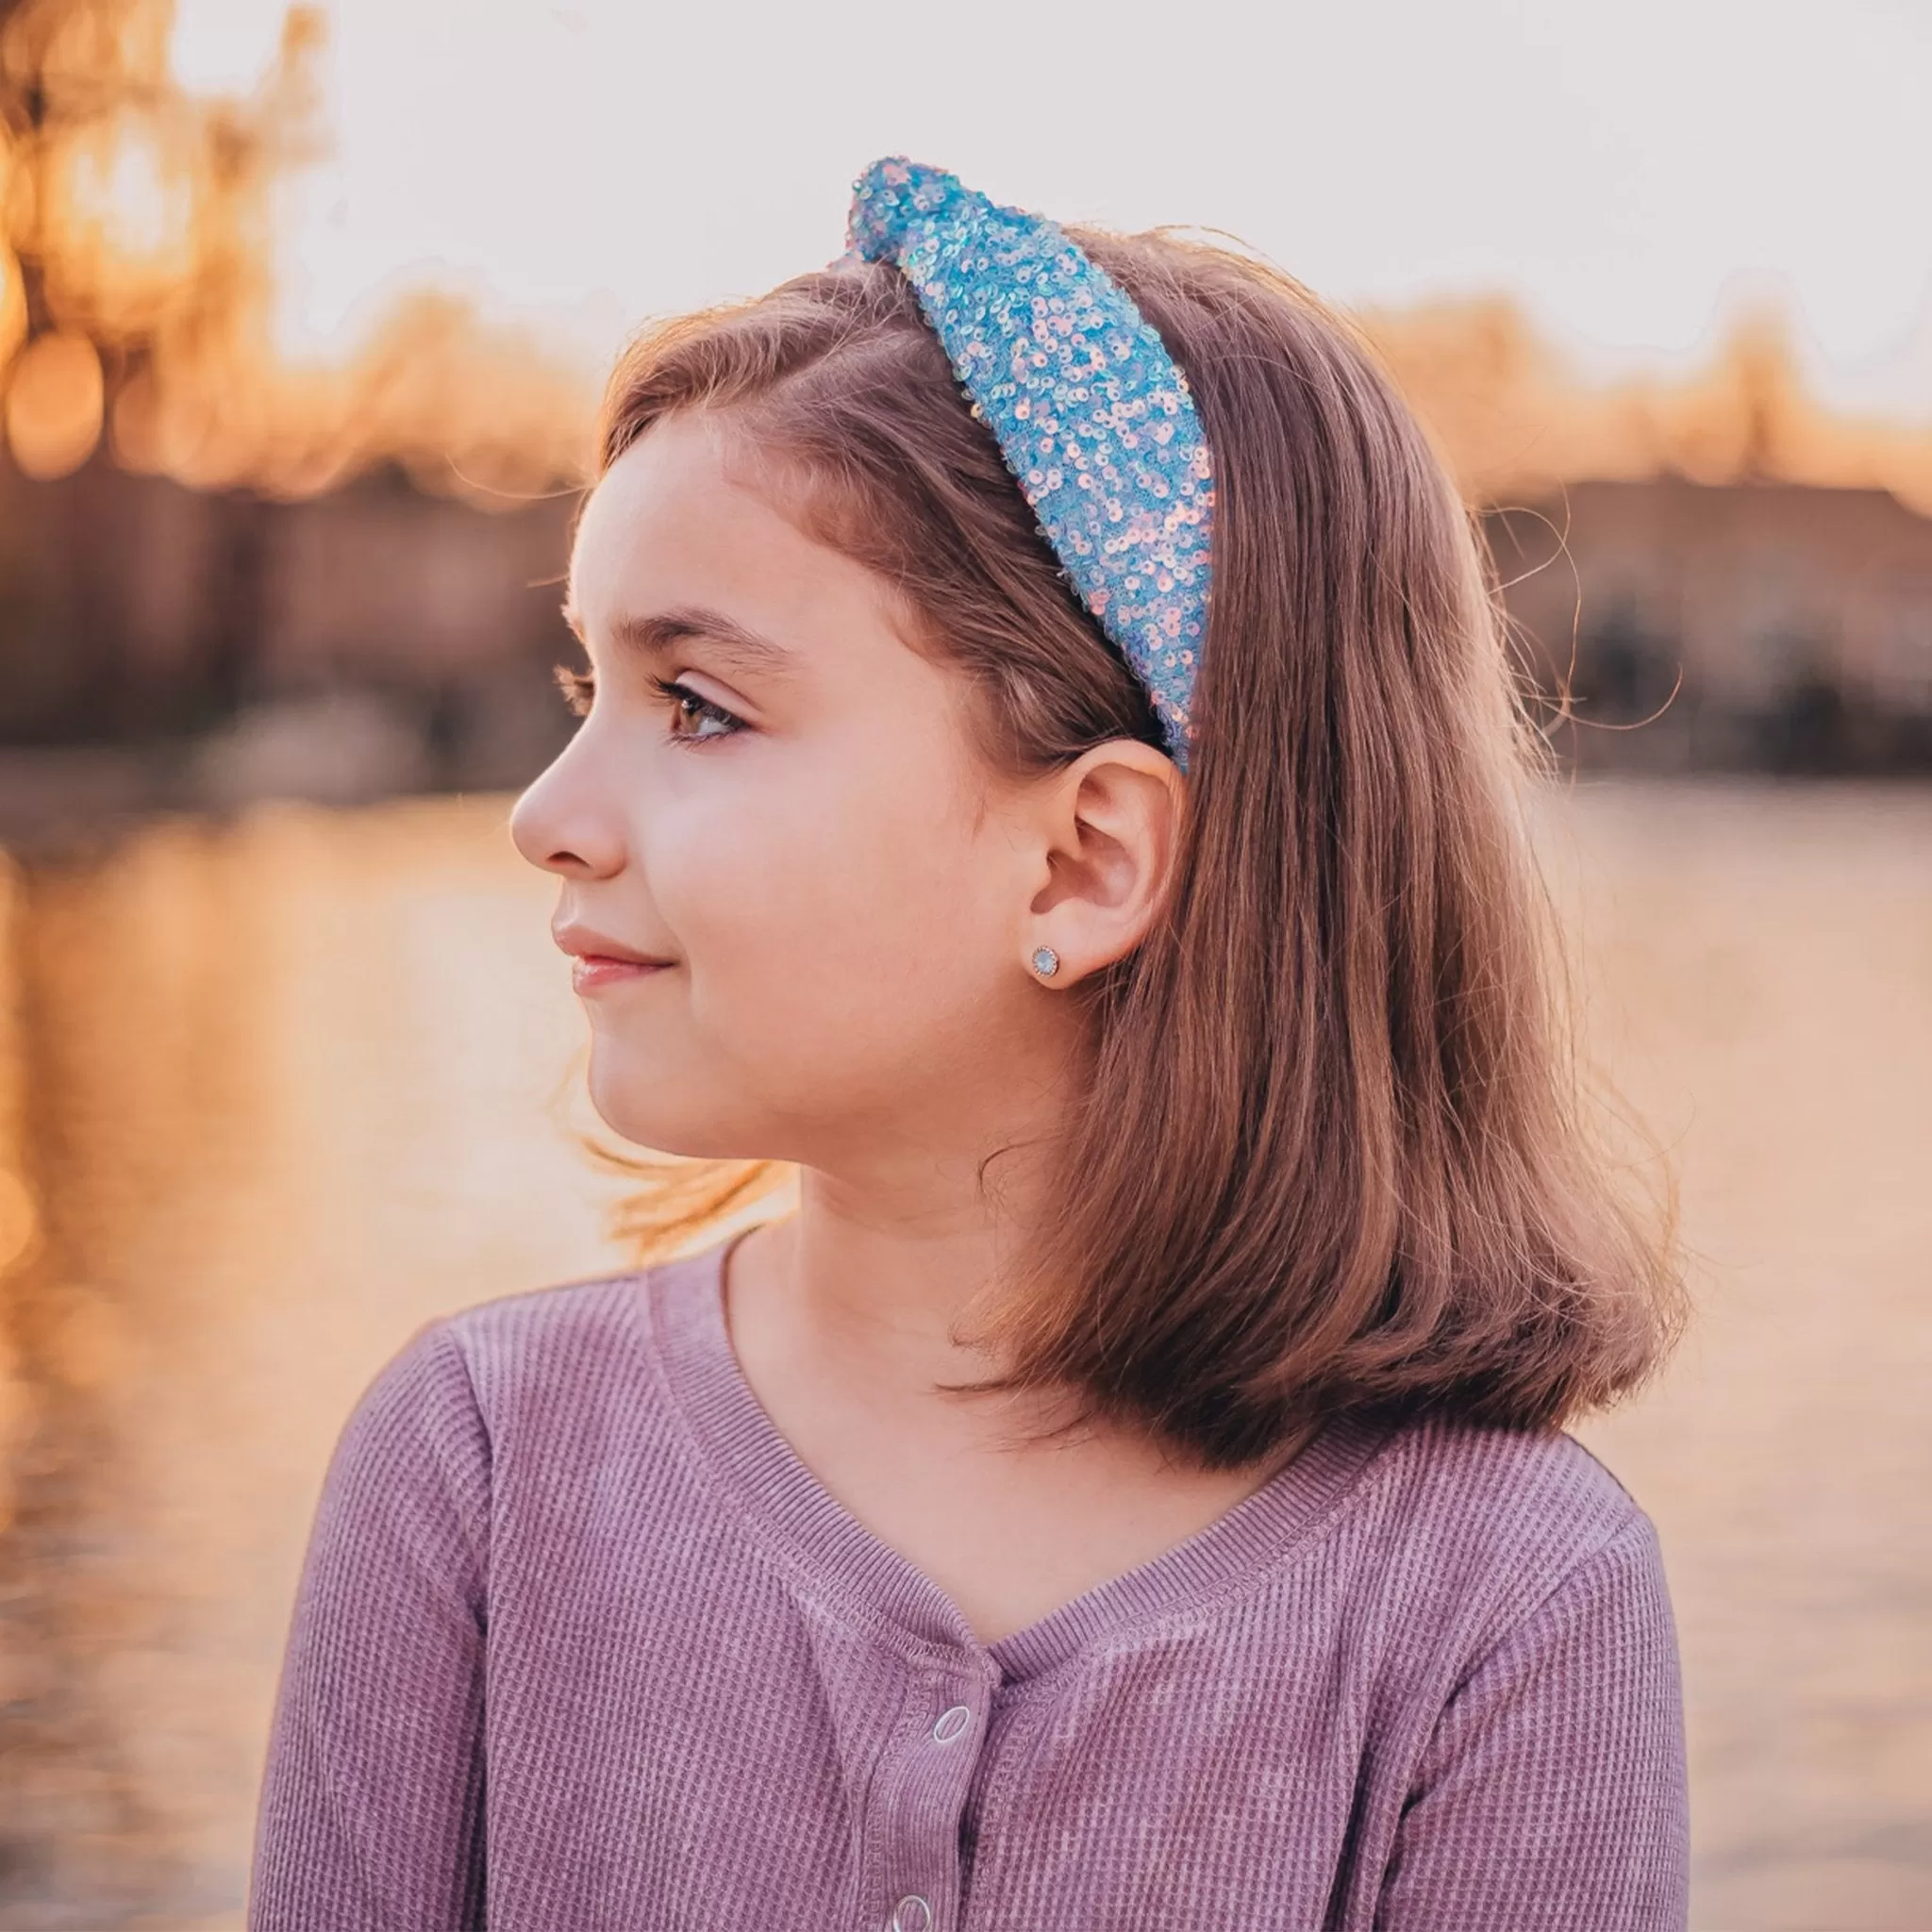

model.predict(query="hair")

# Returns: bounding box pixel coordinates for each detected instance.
[575,223,1688,1472]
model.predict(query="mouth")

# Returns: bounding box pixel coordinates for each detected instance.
[552,921,676,991]
[569,954,674,994]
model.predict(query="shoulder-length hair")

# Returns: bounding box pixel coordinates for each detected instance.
[575,225,1687,1471]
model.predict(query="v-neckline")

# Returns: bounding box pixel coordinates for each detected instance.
[642,1224,1391,1682]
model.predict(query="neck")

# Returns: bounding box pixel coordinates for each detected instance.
[740,1178,1018,1374]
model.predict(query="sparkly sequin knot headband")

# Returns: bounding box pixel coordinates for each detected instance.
[845,157,1215,774]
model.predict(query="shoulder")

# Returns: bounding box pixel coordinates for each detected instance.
[410,1252,729,1475]
[324,1271,649,1498]
[325,1257,707,1550]
[299,1242,744,1615]
[401,1237,738,1469]
[1357,1423,1690,1925]
[1338,1411,1666,1665]
[432,1268,650,1410]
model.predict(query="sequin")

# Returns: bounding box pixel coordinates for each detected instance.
[846,157,1213,773]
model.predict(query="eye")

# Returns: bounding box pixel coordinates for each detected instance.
[550,662,746,743]
[647,675,746,744]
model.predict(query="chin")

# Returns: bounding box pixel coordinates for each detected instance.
[583,1055,767,1162]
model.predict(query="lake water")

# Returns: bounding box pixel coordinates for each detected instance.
[0,779,1925,1931]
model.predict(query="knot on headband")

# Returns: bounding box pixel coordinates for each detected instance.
[845,157,1214,773]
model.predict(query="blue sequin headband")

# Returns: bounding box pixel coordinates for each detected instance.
[845,157,1214,774]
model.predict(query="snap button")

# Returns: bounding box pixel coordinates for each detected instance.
[932,1704,973,1744]
[891,1894,933,1932]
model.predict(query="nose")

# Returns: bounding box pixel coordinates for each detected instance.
[508,734,627,879]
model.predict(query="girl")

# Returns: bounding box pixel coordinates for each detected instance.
[248,158,1690,1930]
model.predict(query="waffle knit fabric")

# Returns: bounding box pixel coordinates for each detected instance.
[247,1224,1690,1929]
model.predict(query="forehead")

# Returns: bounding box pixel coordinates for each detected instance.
[573,413,756,591]
[570,414,847,626]
[566,410,954,708]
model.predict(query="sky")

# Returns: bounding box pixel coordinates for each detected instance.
[169,0,1932,421]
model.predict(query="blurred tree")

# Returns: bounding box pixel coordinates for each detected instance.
[0,0,325,482]
[0,0,323,738]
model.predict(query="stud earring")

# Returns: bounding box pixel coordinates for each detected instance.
[1029,945,1059,979]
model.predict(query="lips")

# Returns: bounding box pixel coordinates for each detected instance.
[569,954,666,993]
[551,921,676,969]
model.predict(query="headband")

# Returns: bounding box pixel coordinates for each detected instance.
[845,157,1214,774]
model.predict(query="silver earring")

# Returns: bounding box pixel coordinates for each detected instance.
[1029,945,1060,978]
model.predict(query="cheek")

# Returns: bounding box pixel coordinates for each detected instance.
[655,768,1004,1063]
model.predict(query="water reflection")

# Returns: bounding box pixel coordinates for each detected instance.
[0,781,1925,1931]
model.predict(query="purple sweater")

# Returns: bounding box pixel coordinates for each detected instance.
[247,1228,1690,1930]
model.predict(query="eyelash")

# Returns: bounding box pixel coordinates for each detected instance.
[550,665,746,743]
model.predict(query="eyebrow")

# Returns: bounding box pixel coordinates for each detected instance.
[558,601,796,683]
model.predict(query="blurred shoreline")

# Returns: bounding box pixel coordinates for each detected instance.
[5,453,1929,861]
[0,694,486,857]
[3,706,1928,864]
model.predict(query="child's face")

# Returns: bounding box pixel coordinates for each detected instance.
[510,408,1071,1168]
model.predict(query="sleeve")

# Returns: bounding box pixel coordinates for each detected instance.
[1374,1514,1690,1932]
[246,1318,491,1932]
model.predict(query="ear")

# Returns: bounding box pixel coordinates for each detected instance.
[1020,740,1186,982]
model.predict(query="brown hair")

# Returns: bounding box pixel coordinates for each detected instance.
[576,227,1687,1471]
